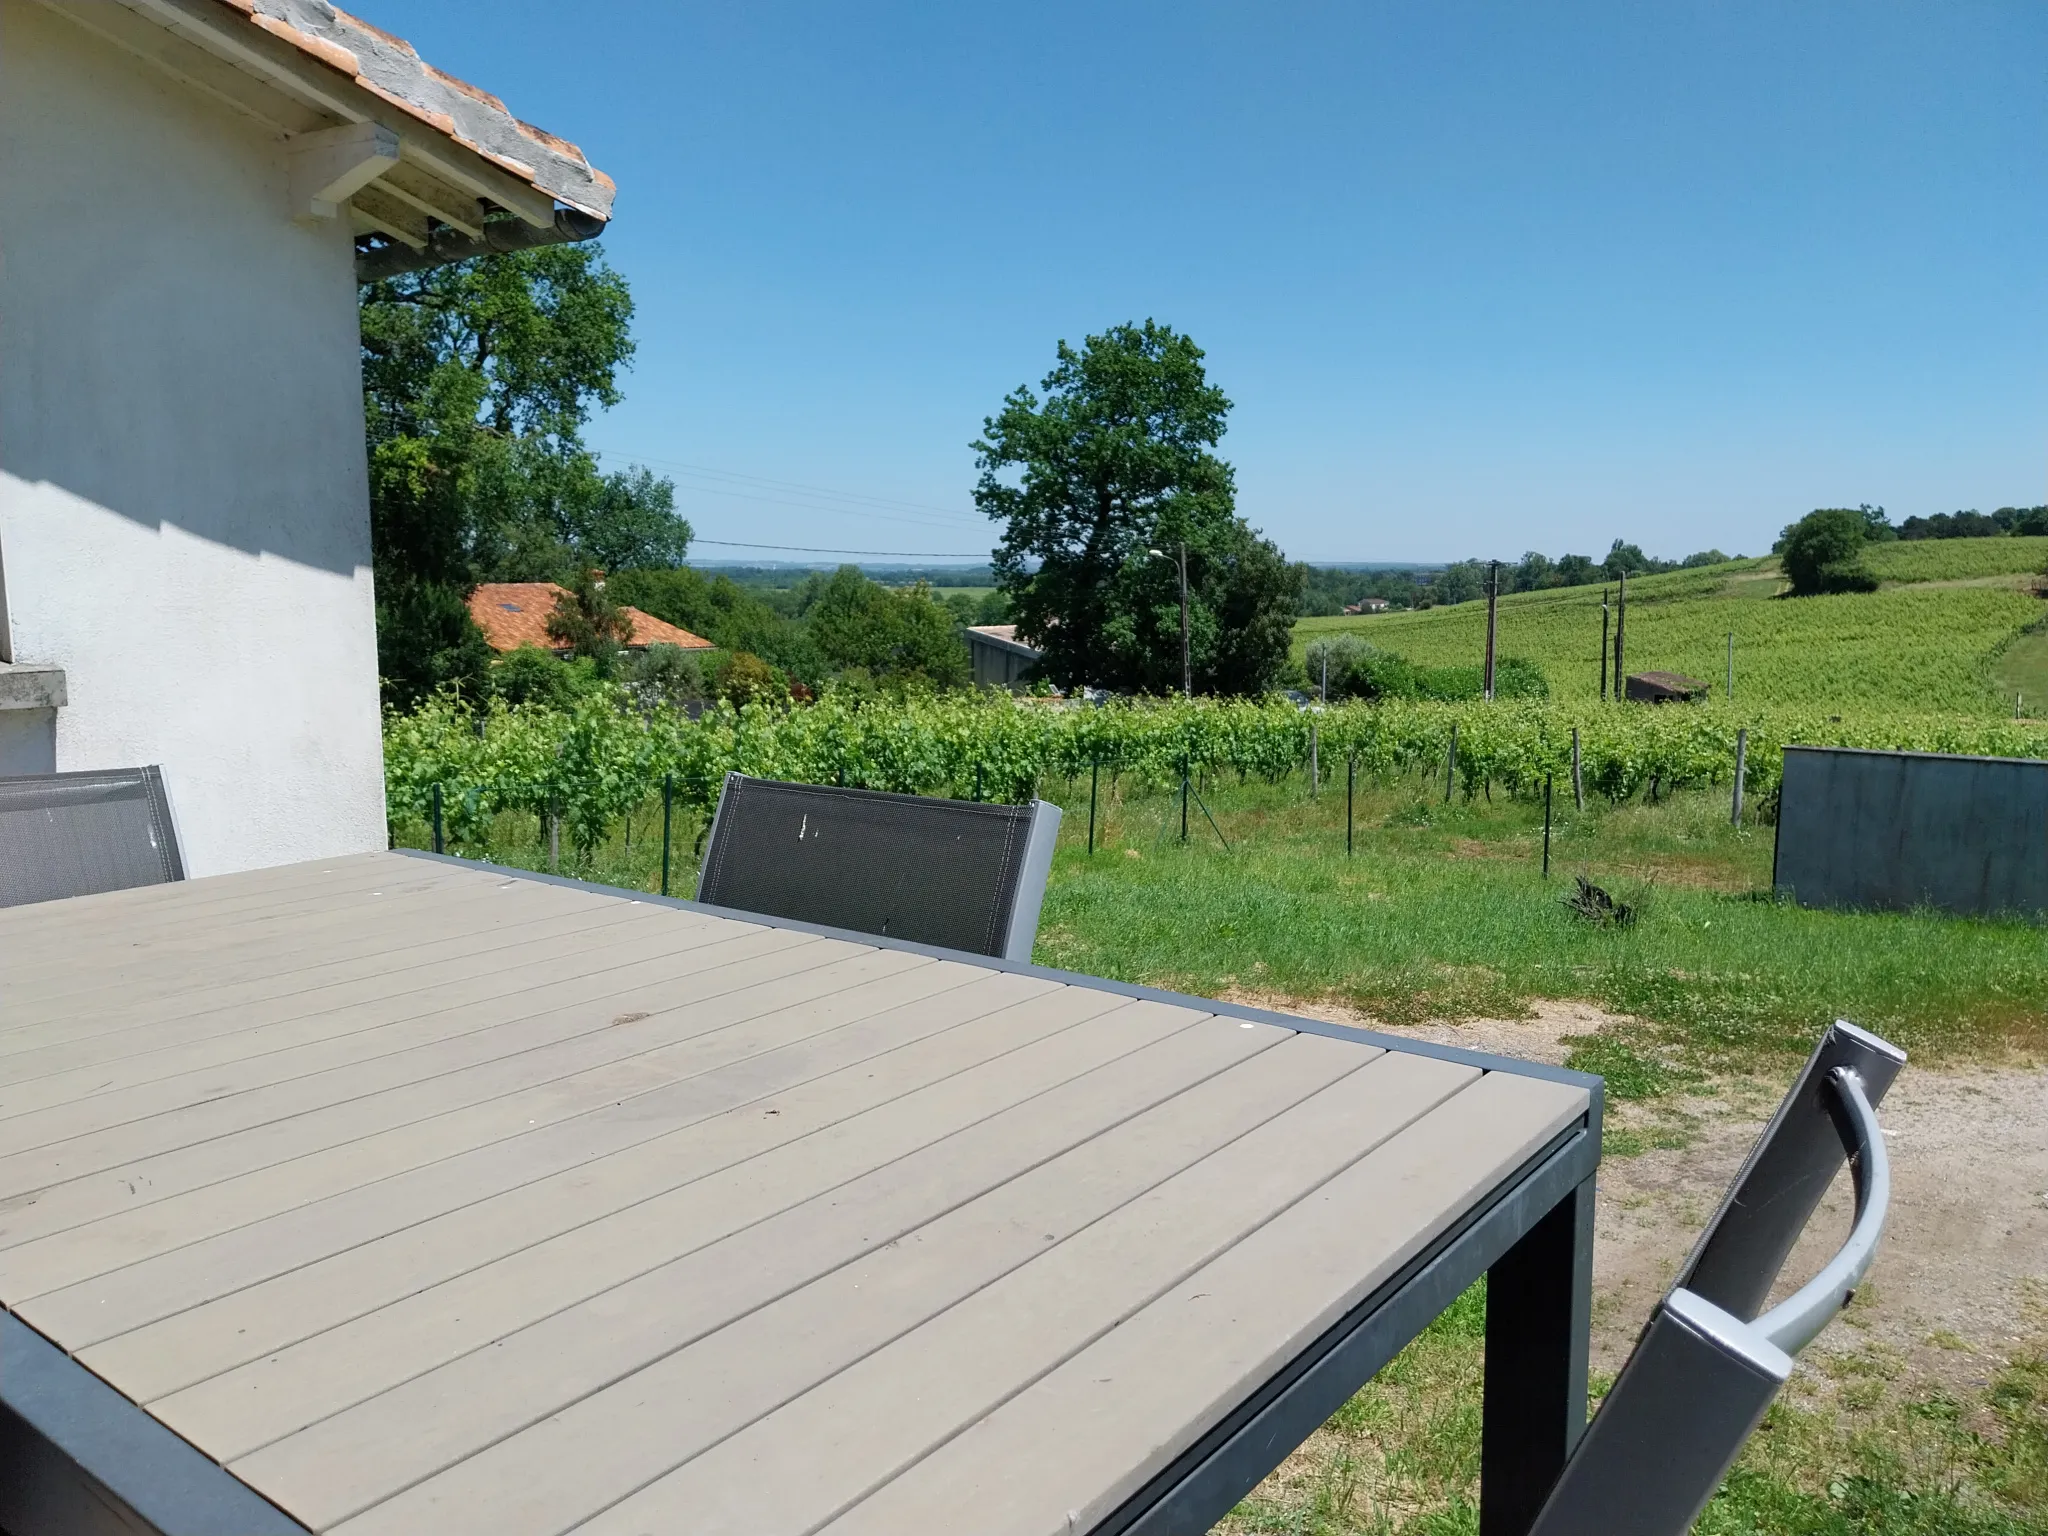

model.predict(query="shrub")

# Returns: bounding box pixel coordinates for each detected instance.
[1300,636,1547,701]
[490,645,598,709]
[624,643,711,711]
[1779,509,1880,596]
[713,651,784,707]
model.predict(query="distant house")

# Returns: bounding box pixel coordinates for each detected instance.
[0,0,613,876]
[468,583,714,657]
[966,625,1041,689]
[1625,671,1710,704]
[1343,597,1391,615]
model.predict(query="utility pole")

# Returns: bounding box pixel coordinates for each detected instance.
[1599,587,1610,701]
[1178,541,1191,698]
[1612,569,1627,701]
[1483,559,1500,701]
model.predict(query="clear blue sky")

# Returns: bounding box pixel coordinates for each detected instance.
[375,1,2045,566]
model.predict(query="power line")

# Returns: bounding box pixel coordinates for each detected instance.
[691,538,988,558]
[655,482,975,534]
[589,446,985,525]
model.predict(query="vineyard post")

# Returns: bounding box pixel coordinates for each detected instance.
[1726,631,1735,701]
[1613,570,1627,701]
[1180,756,1190,845]
[1732,729,1748,827]
[1310,722,1319,797]
[1346,753,1355,857]
[548,799,559,873]
[660,773,673,896]
[1599,589,1610,700]
[1571,726,1584,811]
[1087,760,1099,855]
[1483,559,1500,701]
[431,783,443,855]
[973,762,983,803]
[1444,722,1458,803]
[1543,774,1553,879]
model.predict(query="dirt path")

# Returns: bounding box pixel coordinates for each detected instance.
[1242,995,2048,1400]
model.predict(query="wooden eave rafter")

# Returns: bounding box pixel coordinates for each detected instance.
[370,160,487,239]
[123,0,561,227]
[40,0,573,254]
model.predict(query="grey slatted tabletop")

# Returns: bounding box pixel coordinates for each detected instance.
[0,852,1598,1536]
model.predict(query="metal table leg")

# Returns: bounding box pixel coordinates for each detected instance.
[1480,1174,1595,1535]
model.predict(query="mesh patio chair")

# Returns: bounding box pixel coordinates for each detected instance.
[0,766,185,909]
[695,774,1061,963]
[1526,1019,1905,1535]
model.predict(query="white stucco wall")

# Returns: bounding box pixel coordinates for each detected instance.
[0,0,386,875]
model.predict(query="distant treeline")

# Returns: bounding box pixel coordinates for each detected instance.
[692,563,1000,588]
[1894,506,2048,540]
[1295,540,1730,615]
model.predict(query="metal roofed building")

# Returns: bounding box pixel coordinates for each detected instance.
[966,624,1041,689]
[0,0,614,875]
[1624,670,1710,704]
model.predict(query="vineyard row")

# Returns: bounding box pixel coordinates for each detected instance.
[382,691,2048,854]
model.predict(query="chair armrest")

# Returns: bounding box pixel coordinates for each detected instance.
[1754,1066,1890,1355]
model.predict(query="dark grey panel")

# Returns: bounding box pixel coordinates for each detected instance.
[0,766,184,909]
[1774,746,2048,916]
[0,1314,308,1536]
[695,775,1058,961]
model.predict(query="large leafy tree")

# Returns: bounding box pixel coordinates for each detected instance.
[973,321,1298,694]
[796,567,970,687]
[360,244,687,705]
[1777,508,1879,595]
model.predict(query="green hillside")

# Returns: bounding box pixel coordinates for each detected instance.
[1297,540,2048,714]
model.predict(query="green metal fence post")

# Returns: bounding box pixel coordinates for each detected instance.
[661,773,674,896]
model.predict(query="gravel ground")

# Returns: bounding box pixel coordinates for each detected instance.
[1242,994,2048,1400]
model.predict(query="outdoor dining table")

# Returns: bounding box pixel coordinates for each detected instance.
[0,851,1600,1536]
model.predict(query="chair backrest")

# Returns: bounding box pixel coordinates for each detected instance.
[695,774,1062,962]
[0,766,185,909]
[1529,1019,1905,1536]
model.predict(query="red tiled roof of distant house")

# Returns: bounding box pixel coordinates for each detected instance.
[467,583,714,654]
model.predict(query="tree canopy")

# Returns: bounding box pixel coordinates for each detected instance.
[796,567,971,687]
[973,321,1298,694]
[1778,508,1880,595]
[360,244,688,705]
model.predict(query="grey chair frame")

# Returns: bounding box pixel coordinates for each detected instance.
[696,774,1062,963]
[1527,1019,1905,1535]
[0,765,185,909]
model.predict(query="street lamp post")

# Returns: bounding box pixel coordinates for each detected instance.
[1149,543,1192,696]
[1177,542,1190,697]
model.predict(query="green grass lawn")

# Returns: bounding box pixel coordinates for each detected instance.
[1992,620,2048,718]
[1221,1280,2048,1536]
[1030,773,2047,1068]
[1298,548,2048,715]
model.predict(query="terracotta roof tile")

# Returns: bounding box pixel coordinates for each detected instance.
[467,583,715,655]
[215,2,615,219]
